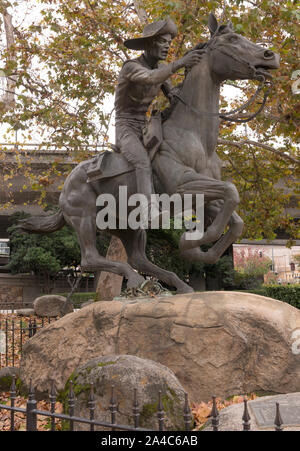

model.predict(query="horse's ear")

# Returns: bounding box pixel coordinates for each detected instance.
[208,13,218,36]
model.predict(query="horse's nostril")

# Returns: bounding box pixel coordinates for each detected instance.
[264,50,274,59]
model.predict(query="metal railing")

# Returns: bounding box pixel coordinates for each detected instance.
[0,316,57,368]
[0,378,192,431]
[208,395,284,431]
[0,379,287,431]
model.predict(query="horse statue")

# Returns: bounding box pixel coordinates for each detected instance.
[18,14,280,294]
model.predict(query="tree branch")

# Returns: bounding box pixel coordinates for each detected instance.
[218,138,299,165]
[133,0,148,25]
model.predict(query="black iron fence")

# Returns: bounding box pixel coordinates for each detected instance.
[208,395,285,432]
[1,378,192,431]
[0,316,57,368]
[0,378,287,431]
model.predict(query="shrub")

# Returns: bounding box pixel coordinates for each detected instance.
[57,292,97,308]
[233,272,264,290]
[234,247,272,277]
[239,285,300,309]
[263,285,300,309]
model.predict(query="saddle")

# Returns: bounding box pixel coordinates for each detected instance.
[85,112,163,183]
[84,150,134,183]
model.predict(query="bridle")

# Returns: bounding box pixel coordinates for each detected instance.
[173,32,272,124]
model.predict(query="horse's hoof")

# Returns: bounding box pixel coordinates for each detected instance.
[126,274,145,290]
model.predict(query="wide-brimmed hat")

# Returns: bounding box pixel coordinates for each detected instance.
[124,17,178,50]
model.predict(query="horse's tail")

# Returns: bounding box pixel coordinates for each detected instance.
[17,209,66,234]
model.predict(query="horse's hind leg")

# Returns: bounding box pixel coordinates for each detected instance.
[113,229,194,294]
[60,180,145,289]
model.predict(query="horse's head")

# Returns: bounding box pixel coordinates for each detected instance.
[206,13,280,84]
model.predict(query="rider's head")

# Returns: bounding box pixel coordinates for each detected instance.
[124,17,177,61]
[145,34,172,61]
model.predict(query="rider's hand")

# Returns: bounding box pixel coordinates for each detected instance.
[181,49,206,68]
[173,49,206,72]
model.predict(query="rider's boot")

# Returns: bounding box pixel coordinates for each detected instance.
[135,168,161,229]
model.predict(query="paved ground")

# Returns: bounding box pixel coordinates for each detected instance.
[203,393,300,431]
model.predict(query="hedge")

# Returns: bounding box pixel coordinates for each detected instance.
[240,285,300,309]
[263,285,300,309]
[58,285,300,309]
[57,292,97,308]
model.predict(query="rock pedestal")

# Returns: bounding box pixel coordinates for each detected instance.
[65,354,187,431]
[20,292,300,402]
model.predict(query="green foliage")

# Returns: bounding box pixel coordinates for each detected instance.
[234,246,272,277]
[0,0,298,240]
[57,292,97,308]
[147,227,235,289]
[264,284,300,308]
[233,272,264,290]
[204,255,236,288]
[146,228,192,282]
[241,284,300,309]
[7,211,81,290]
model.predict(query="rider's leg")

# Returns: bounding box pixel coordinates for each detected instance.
[116,123,160,227]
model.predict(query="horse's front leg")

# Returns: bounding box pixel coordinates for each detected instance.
[180,210,244,264]
[176,173,240,251]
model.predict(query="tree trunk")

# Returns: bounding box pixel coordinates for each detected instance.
[96,236,127,301]
[0,9,16,110]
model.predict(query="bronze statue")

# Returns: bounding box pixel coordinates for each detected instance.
[18,13,280,294]
[115,17,206,225]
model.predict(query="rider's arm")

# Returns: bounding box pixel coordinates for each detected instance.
[123,61,181,85]
[123,49,206,85]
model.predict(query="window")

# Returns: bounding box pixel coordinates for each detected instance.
[0,240,10,256]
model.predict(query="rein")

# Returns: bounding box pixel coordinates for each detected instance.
[174,38,271,123]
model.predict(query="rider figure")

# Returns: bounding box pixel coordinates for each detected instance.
[115,17,205,226]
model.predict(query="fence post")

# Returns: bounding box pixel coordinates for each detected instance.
[109,385,117,431]
[68,381,75,431]
[274,402,284,431]
[12,320,15,367]
[132,388,140,429]
[242,398,251,431]
[33,319,37,336]
[210,396,219,431]
[26,380,37,431]
[28,318,32,338]
[157,391,164,431]
[50,381,57,432]
[183,392,192,431]
[10,376,16,431]
[88,384,95,432]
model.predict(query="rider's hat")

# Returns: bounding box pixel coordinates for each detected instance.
[124,17,178,51]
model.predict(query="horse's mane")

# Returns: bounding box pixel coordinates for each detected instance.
[161,41,207,122]
[161,25,234,122]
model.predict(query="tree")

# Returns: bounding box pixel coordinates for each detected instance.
[233,246,272,289]
[7,211,82,292]
[0,0,298,242]
[234,246,272,276]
